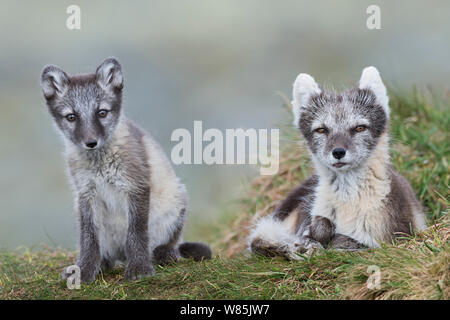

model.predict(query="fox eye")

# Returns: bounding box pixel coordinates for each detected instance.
[315,127,328,134]
[354,125,367,133]
[66,114,76,122]
[97,110,108,118]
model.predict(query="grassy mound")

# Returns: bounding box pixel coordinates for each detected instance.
[0,88,448,300]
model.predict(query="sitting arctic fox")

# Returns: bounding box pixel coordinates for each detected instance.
[40,58,211,282]
[249,67,427,259]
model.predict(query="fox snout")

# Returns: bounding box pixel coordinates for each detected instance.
[80,128,103,150]
[325,134,354,169]
[327,134,351,157]
[85,140,98,149]
[82,133,102,150]
[332,148,346,159]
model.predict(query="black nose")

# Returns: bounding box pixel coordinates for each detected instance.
[332,148,346,159]
[85,140,98,149]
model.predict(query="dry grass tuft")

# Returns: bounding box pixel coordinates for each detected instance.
[343,214,449,299]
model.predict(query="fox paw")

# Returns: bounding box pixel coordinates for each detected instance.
[124,262,155,281]
[294,237,323,254]
[153,245,180,266]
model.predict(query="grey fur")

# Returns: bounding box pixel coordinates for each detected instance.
[41,58,211,282]
[75,195,101,282]
[250,238,294,259]
[179,242,213,261]
[330,234,366,250]
[309,215,335,246]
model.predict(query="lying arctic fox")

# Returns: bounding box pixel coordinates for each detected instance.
[249,67,426,259]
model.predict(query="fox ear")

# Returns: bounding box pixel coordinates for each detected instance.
[292,73,321,127]
[96,57,123,91]
[40,65,69,100]
[358,66,389,117]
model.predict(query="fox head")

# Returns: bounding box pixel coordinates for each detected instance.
[291,67,389,172]
[40,58,124,150]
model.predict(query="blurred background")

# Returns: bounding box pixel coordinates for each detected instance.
[0,0,449,249]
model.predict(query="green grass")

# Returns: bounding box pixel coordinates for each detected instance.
[0,220,448,300]
[0,88,448,300]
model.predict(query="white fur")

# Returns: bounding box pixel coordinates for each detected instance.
[248,215,301,260]
[359,66,390,118]
[92,180,129,259]
[291,73,321,127]
[144,133,187,251]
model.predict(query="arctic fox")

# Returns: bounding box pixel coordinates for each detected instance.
[249,67,426,259]
[40,58,211,282]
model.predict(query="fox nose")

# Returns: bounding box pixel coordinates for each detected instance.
[85,140,98,149]
[332,148,346,159]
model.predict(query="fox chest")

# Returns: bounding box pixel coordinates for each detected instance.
[72,165,132,256]
[331,201,388,247]
[312,189,389,248]
[92,177,131,258]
